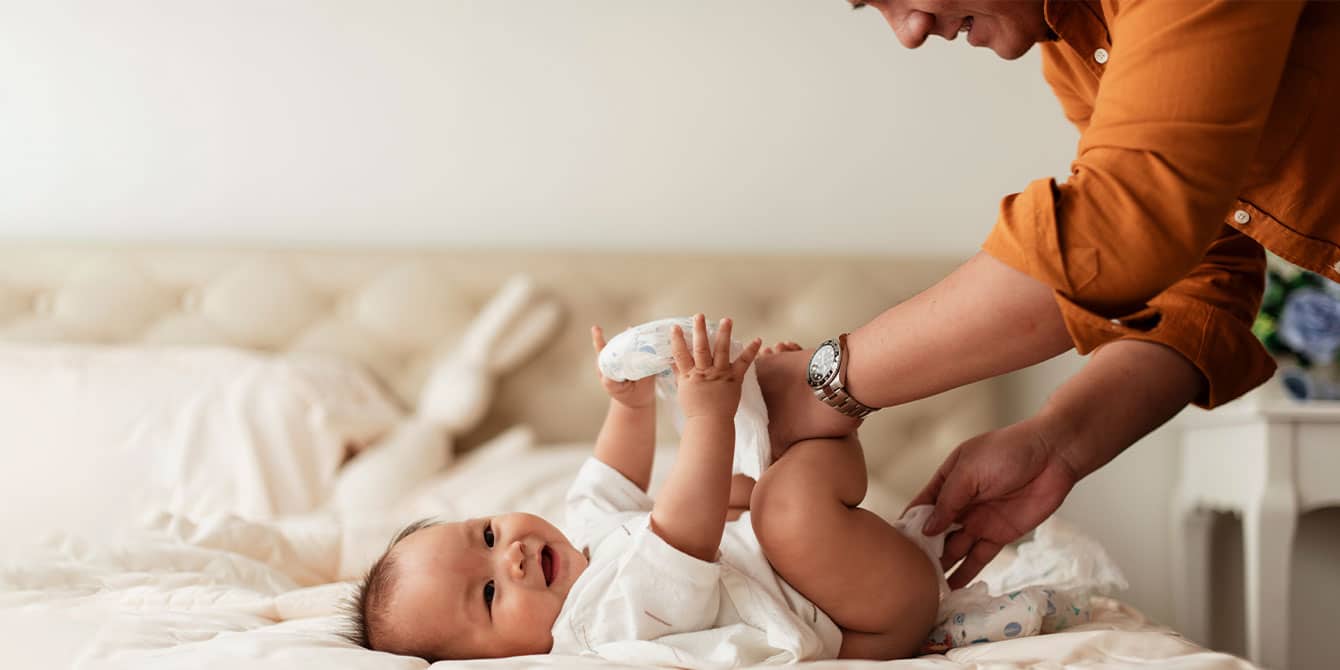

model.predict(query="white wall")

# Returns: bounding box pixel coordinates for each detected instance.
[0,0,1074,252]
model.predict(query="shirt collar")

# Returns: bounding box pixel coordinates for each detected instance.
[1043,0,1111,47]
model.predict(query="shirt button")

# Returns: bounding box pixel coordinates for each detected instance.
[1094,48,1109,64]
[1233,209,1251,225]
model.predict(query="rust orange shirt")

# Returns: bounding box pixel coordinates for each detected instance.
[983,0,1339,408]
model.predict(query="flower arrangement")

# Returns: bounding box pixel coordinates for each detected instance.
[1253,254,1340,400]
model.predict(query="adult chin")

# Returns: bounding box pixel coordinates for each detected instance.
[992,39,1038,60]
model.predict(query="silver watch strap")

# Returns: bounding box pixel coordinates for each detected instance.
[813,383,878,419]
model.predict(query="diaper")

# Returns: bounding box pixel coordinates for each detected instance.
[599,317,771,479]
[907,514,1128,653]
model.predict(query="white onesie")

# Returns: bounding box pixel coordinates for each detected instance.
[548,458,843,668]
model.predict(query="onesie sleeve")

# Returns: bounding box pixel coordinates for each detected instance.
[563,457,654,550]
[564,519,723,648]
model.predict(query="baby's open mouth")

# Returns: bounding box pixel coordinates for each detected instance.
[541,546,555,586]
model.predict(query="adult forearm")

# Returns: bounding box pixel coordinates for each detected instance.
[1039,339,1204,479]
[845,252,1074,408]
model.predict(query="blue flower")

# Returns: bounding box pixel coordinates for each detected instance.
[1279,289,1340,363]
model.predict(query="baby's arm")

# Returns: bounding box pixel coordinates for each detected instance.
[591,326,658,491]
[650,315,761,562]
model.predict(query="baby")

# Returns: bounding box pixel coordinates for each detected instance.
[345,315,941,664]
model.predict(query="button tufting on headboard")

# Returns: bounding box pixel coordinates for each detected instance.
[0,245,1001,502]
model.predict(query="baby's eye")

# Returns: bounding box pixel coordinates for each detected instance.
[483,580,495,610]
[483,523,495,548]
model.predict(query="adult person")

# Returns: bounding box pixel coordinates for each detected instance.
[756,0,1339,589]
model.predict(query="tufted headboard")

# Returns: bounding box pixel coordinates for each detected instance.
[0,245,1000,500]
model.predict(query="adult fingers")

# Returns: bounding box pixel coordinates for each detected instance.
[905,467,947,515]
[940,529,974,572]
[669,325,694,375]
[905,448,957,521]
[692,313,712,369]
[947,539,1003,590]
[923,458,978,536]
[734,338,762,376]
[713,318,732,370]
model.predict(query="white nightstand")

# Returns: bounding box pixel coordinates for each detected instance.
[1171,381,1340,670]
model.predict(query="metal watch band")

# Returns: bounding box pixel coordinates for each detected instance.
[813,383,878,419]
[811,332,878,419]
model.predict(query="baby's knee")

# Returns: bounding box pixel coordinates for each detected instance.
[750,470,809,555]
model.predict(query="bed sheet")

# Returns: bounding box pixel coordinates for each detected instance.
[0,440,1258,670]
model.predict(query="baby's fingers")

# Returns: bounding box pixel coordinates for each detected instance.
[733,337,763,375]
[670,324,694,376]
[691,314,711,369]
[713,318,733,370]
[590,325,608,354]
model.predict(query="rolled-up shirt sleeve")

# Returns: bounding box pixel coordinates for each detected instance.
[985,0,1303,406]
[1060,226,1275,408]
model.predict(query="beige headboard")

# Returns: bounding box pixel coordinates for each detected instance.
[0,245,1000,498]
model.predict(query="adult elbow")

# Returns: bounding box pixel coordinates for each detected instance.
[1068,252,1195,317]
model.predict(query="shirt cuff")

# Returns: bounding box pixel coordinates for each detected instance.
[984,178,1275,408]
[1052,288,1275,409]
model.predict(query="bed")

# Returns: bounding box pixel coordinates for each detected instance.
[0,245,1256,669]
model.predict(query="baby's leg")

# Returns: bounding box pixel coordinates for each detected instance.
[751,435,940,660]
[727,473,755,522]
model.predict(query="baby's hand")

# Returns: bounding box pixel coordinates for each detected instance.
[592,325,656,409]
[669,314,762,420]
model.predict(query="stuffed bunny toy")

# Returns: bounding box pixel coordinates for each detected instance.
[327,275,561,517]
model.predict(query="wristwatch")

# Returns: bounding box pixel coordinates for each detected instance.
[807,333,878,419]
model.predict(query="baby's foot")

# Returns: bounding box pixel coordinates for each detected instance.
[759,341,803,358]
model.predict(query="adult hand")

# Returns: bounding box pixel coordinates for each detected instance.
[907,417,1081,589]
[755,346,862,460]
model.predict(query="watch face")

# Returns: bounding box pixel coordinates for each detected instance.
[807,342,839,387]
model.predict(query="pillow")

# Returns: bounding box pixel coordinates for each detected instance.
[0,344,405,542]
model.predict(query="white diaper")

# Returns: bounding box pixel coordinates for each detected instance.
[907,514,1128,653]
[599,317,771,479]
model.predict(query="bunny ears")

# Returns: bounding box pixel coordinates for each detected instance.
[329,276,561,517]
[416,275,563,431]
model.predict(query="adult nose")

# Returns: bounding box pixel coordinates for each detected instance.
[888,9,934,48]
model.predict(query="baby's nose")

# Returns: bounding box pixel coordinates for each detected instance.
[504,541,526,580]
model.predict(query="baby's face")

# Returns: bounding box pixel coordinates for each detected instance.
[385,513,588,659]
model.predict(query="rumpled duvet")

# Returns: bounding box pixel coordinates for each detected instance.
[1,441,1258,670]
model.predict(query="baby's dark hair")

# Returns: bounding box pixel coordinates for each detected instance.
[341,518,442,653]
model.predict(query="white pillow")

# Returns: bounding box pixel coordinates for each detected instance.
[0,344,405,542]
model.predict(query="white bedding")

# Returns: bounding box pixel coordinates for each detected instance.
[0,345,405,541]
[1,439,1258,670]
